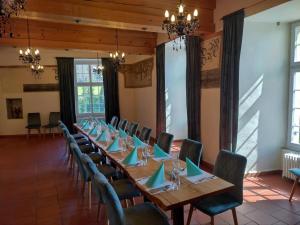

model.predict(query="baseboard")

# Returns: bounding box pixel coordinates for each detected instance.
[245,170,282,177]
[0,133,61,138]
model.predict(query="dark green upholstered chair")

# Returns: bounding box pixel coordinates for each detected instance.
[288,168,300,201]
[157,132,174,154]
[127,122,139,136]
[95,174,170,225]
[110,116,119,128]
[118,119,128,131]
[82,155,140,219]
[179,139,203,167]
[26,113,41,138]
[186,150,247,225]
[139,127,152,144]
[43,112,60,137]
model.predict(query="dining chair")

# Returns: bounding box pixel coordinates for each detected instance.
[110,116,119,128]
[157,132,174,154]
[288,168,300,201]
[179,139,203,167]
[26,113,41,138]
[59,120,87,140]
[117,119,128,130]
[139,127,152,143]
[95,173,170,225]
[82,155,141,212]
[43,112,60,137]
[127,122,139,136]
[186,150,247,225]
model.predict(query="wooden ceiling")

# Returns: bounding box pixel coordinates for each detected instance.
[0,0,216,54]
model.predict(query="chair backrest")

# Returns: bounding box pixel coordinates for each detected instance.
[92,171,109,204]
[179,139,203,167]
[139,127,152,143]
[95,174,125,225]
[157,132,174,154]
[27,113,41,126]
[117,119,128,130]
[110,116,119,128]
[213,150,247,204]
[127,122,139,136]
[49,112,61,126]
[70,143,89,182]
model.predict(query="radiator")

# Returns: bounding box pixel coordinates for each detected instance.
[282,149,300,180]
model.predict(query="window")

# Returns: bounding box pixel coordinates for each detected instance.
[74,59,105,119]
[288,22,300,150]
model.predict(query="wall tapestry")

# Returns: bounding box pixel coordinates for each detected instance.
[120,58,153,88]
[201,32,222,88]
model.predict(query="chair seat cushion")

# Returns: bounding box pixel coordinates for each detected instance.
[193,194,241,216]
[88,152,105,164]
[289,168,300,177]
[98,164,117,178]
[72,133,86,140]
[79,144,94,154]
[26,125,41,129]
[124,202,170,225]
[76,138,90,145]
[112,179,140,200]
[43,124,58,128]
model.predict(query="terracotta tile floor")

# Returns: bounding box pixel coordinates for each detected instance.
[1,136,300,225]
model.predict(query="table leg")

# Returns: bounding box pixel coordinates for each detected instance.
[172,206,184,225]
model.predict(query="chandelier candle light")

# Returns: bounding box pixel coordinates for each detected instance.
[19,19,41,65]
[31,63,44,78]
[93,53,104,75]
[109,29,125,70]
[162,0,199,40]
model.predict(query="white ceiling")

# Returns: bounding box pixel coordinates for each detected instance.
[247,0,300,23]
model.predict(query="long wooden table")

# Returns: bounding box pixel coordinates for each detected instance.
[74,124,234,225]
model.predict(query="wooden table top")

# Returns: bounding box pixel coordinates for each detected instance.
[74,124,234,211]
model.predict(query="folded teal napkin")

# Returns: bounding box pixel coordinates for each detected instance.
[153,144,169,158]
[108,124,116,132]
[96,129,110,142]
[145,163,165,188]
[100,120,107,126]
[122,147,138,165]
[107,137,121,152]
[133,135,147,148]
[88,126,98,136]
[119,128,128,139]
[186,158,202,177]
[82,121,89,130]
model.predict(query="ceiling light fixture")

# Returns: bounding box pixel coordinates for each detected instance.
[109,29,125,70]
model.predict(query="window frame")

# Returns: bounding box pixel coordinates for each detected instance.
[74,59,105,120]
[287,21,300,151]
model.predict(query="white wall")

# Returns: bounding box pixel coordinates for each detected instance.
[165,40,188,140]
[237,21,290,173]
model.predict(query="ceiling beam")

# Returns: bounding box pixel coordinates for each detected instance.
[0,18,157,55]
[16,0,215,34]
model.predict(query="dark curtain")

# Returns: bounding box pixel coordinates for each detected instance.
[57,57,76,133]
[156,44,166,138]
[219,9,245,152]
[102,58,120,124]
[186,36,201,141]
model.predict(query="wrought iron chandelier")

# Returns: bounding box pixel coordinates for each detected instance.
[109,29,125,70]
[0,0,26,37]
[30,63,44,79]
[19,19,41,65]
[162,0,199,40]
[93,53,104,75]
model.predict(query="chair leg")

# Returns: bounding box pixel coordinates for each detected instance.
[38,128,41,137]
[27,129,30,139]
[186,205,194,225]
[76,166,79,183]
[129,198,135,206]
[232,208,238,225]
[211,216,214,225]
[289,177,299,201]
[97,202,102,221]
[88,181,92,209]
[81,181,86,196]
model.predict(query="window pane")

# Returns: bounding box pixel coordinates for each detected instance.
[294,72,300,90]
[294,26,300,62]
[77,86,91,114]
[293,90,300,108]
[91,65,103,83]
[76,65,90,83]
[92,86,105,113]
[291,126,300,144]
[292,109,300,126]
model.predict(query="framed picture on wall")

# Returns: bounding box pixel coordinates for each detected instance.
[6,98,23,119]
